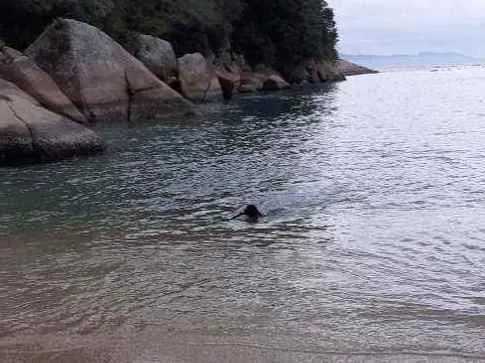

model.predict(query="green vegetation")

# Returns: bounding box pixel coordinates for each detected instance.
[0,0,338,73]
[232,0,338,73]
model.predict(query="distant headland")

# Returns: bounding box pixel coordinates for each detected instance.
[342,52,485,70]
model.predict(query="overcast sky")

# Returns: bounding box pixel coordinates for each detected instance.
[326,0,485,57]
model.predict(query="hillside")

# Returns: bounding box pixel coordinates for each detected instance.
[0,0,339,77]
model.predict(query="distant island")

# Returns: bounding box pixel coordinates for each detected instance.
[342,52,485,70]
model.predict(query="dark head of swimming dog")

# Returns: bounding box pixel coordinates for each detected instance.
[232,204,264,223]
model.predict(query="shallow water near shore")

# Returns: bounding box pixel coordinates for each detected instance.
[1,67,485,362]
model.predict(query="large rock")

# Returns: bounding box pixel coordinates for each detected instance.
[0,78,38,104]
[177,53,221,101]
[0,46,87,124]
[337,59,378,76]
[262,75,291,91]
[25,18,193,124]
[0,79,104,165]
[129,34,178,83]
[239,67,290,93]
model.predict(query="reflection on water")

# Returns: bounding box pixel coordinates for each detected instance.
[1,70,485,361]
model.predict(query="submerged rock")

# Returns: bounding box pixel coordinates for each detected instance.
[0,46,87,124]
[177,53,221,101]
[25,18,192,124]
[0,79,103,165]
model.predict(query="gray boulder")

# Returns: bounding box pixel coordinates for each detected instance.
[130,34,178,83]
[177,53,221,101]
[262,75,291,91]
[0,79,103,165]
[0,46,87,124]
[239,68,290,93]
[238,72,265,93]
[26,18,193,124]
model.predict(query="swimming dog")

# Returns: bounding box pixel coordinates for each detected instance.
[232,204,264,222]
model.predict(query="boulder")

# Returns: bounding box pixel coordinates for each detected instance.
[238,72,266,93]
[129,34,178,83]
[0,79,38,104]
[239,70,290,93]
[25,18,193,124]
[177,53,221,101]
[124,66,195,121]
[0,80,104,165]
[0,46,87,124]
[262,75,291,91]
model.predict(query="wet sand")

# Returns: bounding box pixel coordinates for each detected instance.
[2,328,485,363]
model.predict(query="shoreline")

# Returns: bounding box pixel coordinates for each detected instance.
[2,329,484,363]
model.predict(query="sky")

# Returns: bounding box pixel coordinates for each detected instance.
[326,0,485,57]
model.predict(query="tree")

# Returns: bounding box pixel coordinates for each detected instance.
[0,0,338,69]
[232,0,339,71]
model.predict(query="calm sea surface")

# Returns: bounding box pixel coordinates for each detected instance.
[1,67,485,362]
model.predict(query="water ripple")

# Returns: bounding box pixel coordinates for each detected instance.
[1,69,485,357]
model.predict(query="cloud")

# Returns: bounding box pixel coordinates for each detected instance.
[326,0,485,56]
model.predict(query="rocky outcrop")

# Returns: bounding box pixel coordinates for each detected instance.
[337,59,378,76]
[177,53,221,101]
[289,59,345,84]
[317,61,346,82]
[129,34,178,83]
[25,18,193,124]
[0,79,104,165]
[0,46,87,124]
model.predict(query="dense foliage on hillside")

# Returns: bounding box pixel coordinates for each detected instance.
[0,0,338,71]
